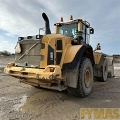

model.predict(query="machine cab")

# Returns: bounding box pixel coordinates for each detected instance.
[54,17,94,45]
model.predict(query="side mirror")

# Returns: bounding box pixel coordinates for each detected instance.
[90,28,94,34]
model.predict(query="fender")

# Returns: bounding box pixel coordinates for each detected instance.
[63,44,95,70]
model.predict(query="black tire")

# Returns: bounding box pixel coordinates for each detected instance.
[67,58,93,97]
[107,65,114,78]
[99,59,108,82]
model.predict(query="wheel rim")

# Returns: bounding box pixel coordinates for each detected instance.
[84,68,91,87]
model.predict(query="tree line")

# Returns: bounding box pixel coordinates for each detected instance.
[0,50,14,56]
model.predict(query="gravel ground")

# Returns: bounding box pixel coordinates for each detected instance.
[0,56,120,120]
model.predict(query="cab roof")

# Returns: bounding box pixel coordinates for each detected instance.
[54,19,90,27]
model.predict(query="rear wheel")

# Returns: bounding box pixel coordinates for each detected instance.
[67,58,93,97]
[107,65,114,78]
[99,59,108,82]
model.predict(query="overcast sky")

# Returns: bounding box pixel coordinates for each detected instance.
[0,0,120,55]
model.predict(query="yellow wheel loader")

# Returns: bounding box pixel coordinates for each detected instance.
[4,13,114,97]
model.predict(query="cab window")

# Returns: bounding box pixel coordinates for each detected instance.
[58,23,77,38]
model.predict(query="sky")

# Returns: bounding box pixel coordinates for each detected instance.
[0,0,120,55]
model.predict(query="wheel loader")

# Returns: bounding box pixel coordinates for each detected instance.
[4,13,114,97]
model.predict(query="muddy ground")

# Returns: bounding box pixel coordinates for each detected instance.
[0,56,120,120]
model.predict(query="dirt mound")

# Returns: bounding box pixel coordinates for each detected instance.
[113,55,120,63]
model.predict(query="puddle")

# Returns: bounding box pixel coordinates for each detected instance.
[13,95,28,111]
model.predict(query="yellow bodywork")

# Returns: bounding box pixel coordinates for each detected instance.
[4,34,83,88]
[4,64,62,83]
[40,34,82,66]
[40,34,71,68]
[63,45,82,63]
[93,53,102,64]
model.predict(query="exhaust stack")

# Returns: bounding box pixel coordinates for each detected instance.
[42,13,51,34]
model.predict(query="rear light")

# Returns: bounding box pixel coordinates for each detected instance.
[50,67,55,72]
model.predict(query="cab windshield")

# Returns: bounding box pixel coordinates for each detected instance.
[58,23,77,38]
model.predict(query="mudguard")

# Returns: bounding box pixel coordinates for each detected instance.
[63,44,94,70]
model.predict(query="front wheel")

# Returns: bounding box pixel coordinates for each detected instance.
[78,58,93,97]
[67,58,93,97]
